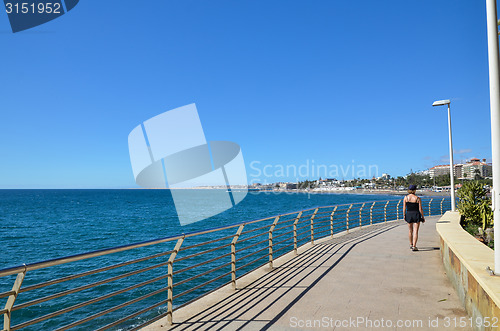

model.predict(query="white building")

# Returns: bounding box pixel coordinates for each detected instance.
[428,158,492,179]
[461,158,492,179]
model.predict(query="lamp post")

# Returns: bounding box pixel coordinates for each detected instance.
[432,99,456,211]
[485,0,500,272]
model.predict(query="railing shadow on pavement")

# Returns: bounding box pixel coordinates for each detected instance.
[166,222,400,330]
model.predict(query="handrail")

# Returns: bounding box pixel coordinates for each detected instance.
[0,198,402,278]
[0,196,452,331]
[0,198,406,278]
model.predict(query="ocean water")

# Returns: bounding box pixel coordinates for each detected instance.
[0,190,439,330]
[0,189,400,269]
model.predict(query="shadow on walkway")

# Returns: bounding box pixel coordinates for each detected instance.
[167,223,400,330]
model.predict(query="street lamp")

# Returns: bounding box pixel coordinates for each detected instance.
[432,99,456,211]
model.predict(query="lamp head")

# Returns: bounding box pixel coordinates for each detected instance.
[432,99,450,107]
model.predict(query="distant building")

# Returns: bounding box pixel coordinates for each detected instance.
[429,165,453,178]
[279,182,297,190]
[454,164,463,178]
[417,169,431,176]
[428,158,492,179]
[461,158,492,179]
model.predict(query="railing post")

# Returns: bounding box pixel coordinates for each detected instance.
[293,212,303,255]
[231,225,245,289]
[3,268,26,331]
[359,203,365,228]
[370,202,375,225]
[330,206,338,237]
[440,197,445,215]
[396,200,401,220]
[346,204,352,233]
[269,216,280,268]
[428,198,433,216]
[384,201,389,222]
[310,208,318,245]
[167,237,184,325]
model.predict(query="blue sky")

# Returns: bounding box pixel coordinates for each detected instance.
[0,0,495,188]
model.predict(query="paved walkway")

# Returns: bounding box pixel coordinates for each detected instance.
[146,216,470,330]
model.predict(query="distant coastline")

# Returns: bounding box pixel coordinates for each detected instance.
[128,187,450,197]
[259,188,450,197]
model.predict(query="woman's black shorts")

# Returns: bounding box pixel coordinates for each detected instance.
[405,211,422,223]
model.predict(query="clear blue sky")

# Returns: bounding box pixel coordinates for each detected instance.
[0,0,495,188]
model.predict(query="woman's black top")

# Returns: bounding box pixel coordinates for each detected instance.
[406,202,419,212]
[405,200,422,223]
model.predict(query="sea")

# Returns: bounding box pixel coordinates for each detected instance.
[0,189,404,330]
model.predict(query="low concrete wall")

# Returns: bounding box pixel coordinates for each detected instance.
[436,211,500,331]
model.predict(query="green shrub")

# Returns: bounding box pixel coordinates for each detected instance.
[457,181,493,232]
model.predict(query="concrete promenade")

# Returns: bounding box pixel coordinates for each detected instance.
[145,216,471,330]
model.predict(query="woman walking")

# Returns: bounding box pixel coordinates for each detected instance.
[403,185,425,251]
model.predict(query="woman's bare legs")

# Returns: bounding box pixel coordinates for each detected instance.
[411,222,420,248]
[408,223,413,247]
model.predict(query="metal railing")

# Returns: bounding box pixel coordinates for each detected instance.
[0,197,451,330]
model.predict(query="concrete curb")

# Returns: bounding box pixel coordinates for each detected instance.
[436,211,500,330]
